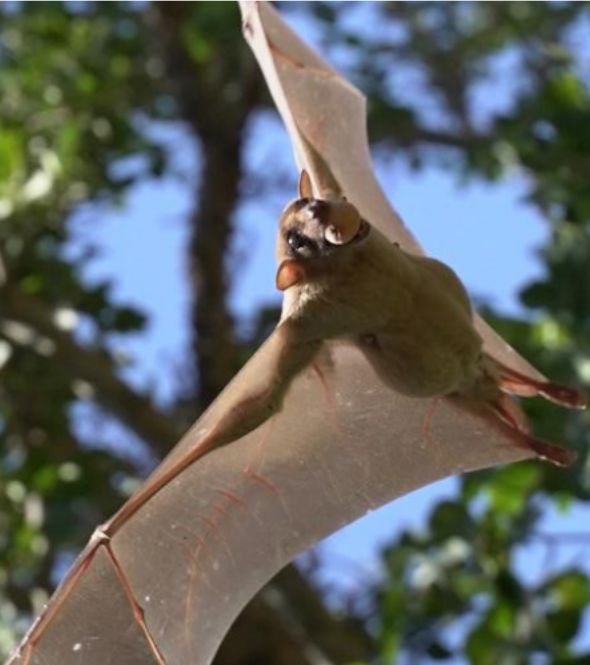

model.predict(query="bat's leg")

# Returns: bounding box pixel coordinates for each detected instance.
[489,394,576,467]
[493,393,530,433]
[486,355,586,409]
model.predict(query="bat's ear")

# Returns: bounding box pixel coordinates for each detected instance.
[298,170,313,199]
[276,260,305,291]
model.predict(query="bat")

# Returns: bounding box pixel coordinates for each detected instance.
[276,167,582,467]
[6,3,584,665]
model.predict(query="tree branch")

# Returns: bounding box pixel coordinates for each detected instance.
[0,284,180,459]
[216,566,372,665]
[371,121,489,151]
[152,2,266,408]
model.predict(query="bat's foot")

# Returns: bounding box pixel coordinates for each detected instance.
[489,356,586,410]
[523,436,577,467]
[491,395,577,467]
[500,429,578,467]
[535,381,586,410]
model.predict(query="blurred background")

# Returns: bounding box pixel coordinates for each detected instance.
[1,2,590,663]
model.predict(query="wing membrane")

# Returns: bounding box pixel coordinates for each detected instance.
[8,4,541,665]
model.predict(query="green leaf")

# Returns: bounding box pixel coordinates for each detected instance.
[487,464,542,516]
[429,501,475,541]
[546,571,590,611]
[546,608,582,643]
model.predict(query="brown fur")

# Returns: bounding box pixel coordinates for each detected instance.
[273,187,583,466]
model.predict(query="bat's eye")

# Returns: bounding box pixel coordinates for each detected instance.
[287,230,316,256]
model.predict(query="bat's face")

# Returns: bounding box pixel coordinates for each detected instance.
[278,197,370,262]
[276,196,371,291]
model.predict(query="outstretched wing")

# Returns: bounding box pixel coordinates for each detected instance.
[240,0,545,383]
[8,4,539,665]
[7,338,529,665]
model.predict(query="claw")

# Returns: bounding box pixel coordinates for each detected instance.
[536,381,586,410]
[521,436,577,467]
[490,396,576,468]
[487,356,586,410]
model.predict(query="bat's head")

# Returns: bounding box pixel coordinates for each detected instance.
[276,171,370,291]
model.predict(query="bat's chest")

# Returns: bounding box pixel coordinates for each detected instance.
[358,325,482,398]
[355,271,483,398]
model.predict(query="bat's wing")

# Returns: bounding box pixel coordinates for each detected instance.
[240,0,545,383]
[7,4,542,665]
[7,336,530,665]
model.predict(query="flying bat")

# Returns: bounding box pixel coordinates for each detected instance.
[6,3,584,665]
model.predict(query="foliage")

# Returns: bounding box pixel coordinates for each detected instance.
[0,2,169,652]
[0,2,589,663]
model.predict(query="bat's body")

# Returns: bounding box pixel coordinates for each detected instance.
[283,222,482,398]
[99,173,584,538]
[273,176,584,468]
